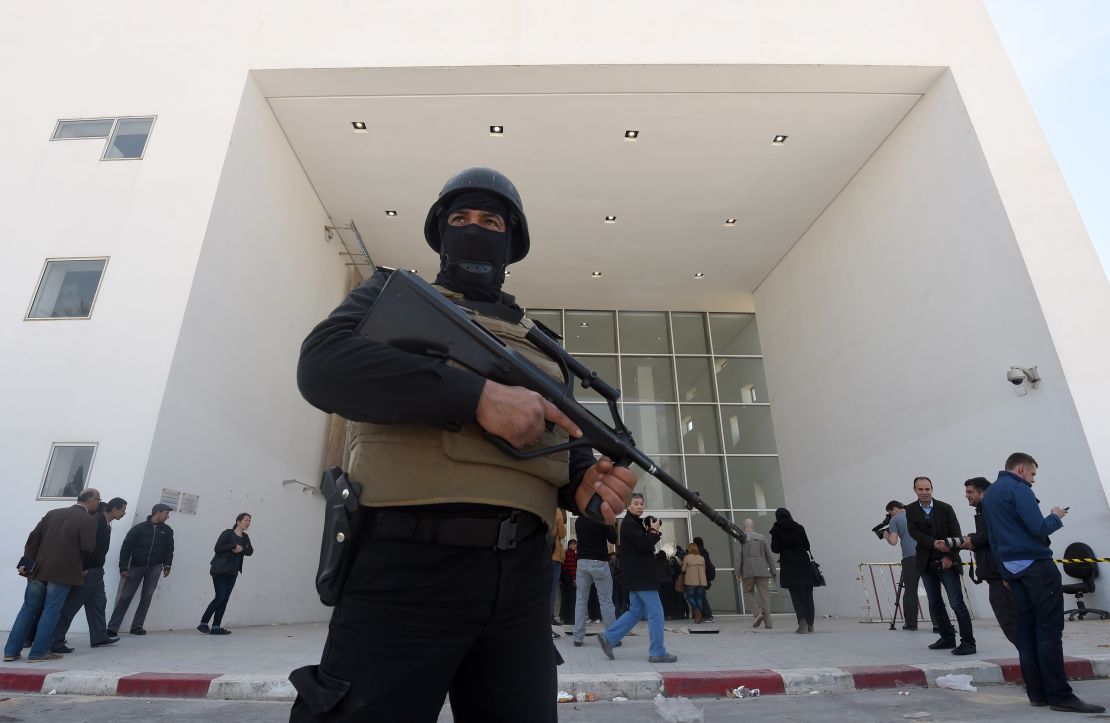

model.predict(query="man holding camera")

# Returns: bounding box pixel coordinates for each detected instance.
[880,501,920,630]
[905,477,976,655]
[960,477,1017,646]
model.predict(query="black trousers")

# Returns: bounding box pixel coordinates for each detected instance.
[201,574,238,627]
[787,586,815,625]
[986,578,1018,647]
[290,520,556,723]
[1006,559,1074,705]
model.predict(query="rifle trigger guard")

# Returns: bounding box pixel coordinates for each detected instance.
[481,431,593,460]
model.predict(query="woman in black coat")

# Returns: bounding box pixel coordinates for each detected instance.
[198,513,253,635]
[770,507,817,634]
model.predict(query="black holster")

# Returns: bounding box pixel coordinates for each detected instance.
[315,466,363,607]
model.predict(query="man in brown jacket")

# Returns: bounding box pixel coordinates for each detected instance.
[735,518,777,629]
[4,488,100,662]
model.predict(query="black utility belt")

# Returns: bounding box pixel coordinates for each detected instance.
[366,508,544,551]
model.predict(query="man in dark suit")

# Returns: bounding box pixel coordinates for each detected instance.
[905,476,975,655]
[3,488,100,662]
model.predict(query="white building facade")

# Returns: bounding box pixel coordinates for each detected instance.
[2,0,1108,631]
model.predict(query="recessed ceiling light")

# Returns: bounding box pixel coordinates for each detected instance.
[725,218,737,226]
[604,215,617,223]
[352,121,367,132]
[694,272,705,278]
[624,130,639,140]
[591,271,603,278]
[490,125,504,135]
[385,210,397,216]
[772,134,788,144]
[580,321,590,327]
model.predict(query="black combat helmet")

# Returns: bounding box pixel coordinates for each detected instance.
[424,167,530,263]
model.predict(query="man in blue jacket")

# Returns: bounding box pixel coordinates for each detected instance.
[982,452,1104,714]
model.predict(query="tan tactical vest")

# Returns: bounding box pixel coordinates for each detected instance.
[345,286,572,523]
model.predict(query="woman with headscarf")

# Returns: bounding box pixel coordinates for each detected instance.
[770,508,818,633]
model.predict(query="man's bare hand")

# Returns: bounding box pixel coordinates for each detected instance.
[960,538,973,550]
[940,557,953,570]
[1052,506,1069,519]
[120,570,129,579]
[933,540,949,553]
[476,380,581,449]
[163,567,172,578]
[575,457,636,524]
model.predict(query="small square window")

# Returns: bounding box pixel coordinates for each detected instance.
[26,258,108,319]
[103,116,155,160]
[52,118,115,140]
[39,443,97,499]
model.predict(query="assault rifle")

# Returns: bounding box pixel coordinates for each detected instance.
[357,269,746,543]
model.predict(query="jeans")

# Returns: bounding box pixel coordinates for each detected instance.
[685,585,706,616]
[290,519,556,723]
[4,579,71,658]
[1005,559,1074,704]
[201,574,238,627]
[573,559,616,642]
[920,565,974,643]
[603,589,668,658]
[899,556,920,627]
[52,567,110,648]
[108,565,163,632]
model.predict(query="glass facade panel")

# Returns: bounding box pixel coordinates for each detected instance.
[573,356,618,402]
[103,116,154,159]
[623,404,681,455]
[620,357,676,402]
[565,311,616,353]
[681,405,722,455]
[581,402,616,428]
[634,456,686,510]
[710,313,761,355]
[671,312,709,354]
[27,259,107,319]
[719,405,778,454]
[618,311,670,354]
[39,444,96,499]
[676,357,715,403]
[726,457,786,510]
[525,309,563,339]
[683,456,728,510]
[715,357,769,403]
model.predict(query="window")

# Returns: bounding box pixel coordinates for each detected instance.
[51,116,155,160]
[104,116,155,160]
[52,119,114,140]
[26,258,108,319]
[39,443,97,499]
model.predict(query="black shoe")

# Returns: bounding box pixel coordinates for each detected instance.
[928,637,956,650]
[1030,700,1048,707]
[51,645,74,654]
[598,633,615,660]
[1049,699,1105,714]
[902,625,918,631]
[129,628,146,636]
[649,654,679,663]
[105,629,117,638]
[91,638,119,648]
[951,641,976,656]
[209,627,231,635]
[573,640,583,647]
[197,624,210,634]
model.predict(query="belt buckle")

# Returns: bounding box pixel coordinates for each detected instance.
[495,511,521,551]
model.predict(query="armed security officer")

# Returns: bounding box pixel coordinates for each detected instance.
[290,167,636,723]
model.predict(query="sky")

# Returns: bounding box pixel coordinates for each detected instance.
[983,0,1110,281]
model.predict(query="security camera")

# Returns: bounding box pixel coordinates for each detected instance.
[1006,366,1041,388]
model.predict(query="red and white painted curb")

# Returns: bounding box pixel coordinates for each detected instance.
[0,655,1106,701]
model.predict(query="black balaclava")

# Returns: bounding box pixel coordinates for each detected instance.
[434,190,513,301]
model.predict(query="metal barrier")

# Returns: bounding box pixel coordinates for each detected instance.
[857,561,976,625]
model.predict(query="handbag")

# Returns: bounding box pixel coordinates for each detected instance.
[808,552,826,587]
[674,575,686,593]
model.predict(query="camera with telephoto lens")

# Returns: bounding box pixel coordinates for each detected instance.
[941,536,965,550]
[642,515,659,529]
[871,514,892,540]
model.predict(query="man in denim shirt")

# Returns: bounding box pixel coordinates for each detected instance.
[982,452,1104,714]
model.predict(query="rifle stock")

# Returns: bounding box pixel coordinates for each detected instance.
[357,269,746,543]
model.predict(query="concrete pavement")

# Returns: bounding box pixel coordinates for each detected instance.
[0,615,1106,701]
